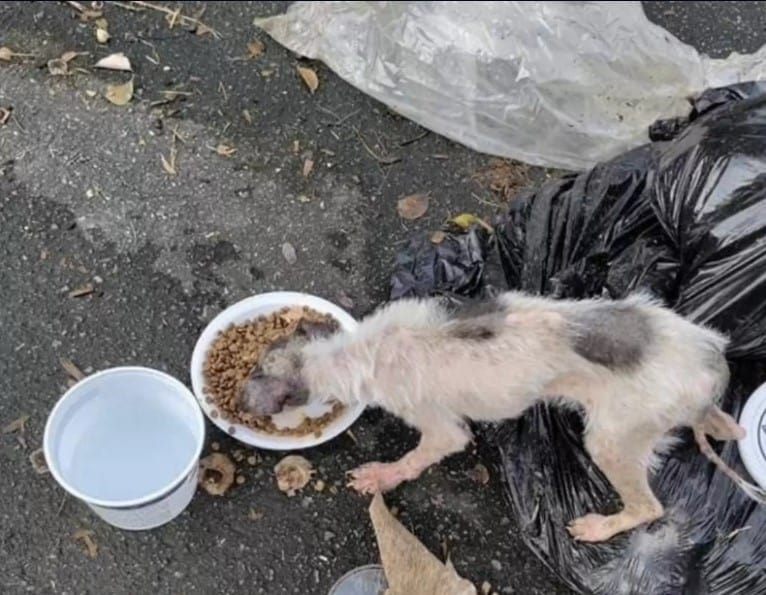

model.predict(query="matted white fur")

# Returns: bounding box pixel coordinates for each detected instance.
[263,291,757,541]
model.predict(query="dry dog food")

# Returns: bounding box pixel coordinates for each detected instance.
[203,306,344,436]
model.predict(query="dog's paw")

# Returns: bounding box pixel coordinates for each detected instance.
[347,462,405,494]
[567,513,618,543]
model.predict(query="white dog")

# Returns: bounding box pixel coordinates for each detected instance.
[238,291,763,542]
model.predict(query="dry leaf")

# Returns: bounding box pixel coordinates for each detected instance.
[296,65,319,94]
[49,51,88,75]
[0,47,35,62]
[199,453,236,496]
[60,357,85,381]
[449,213,493,232]
[473,158,530,202]
[247,40,265,58]
[370,493,477,595]
[248,508,264,521]
[281,242,297,265]
[104,79,133,106]
[61,51,81,63]
[95,52,132,72]
[196,23,214,37]
[302,158,314,177]
[467,463,490,486]
[397,193,430,220]
[215,144,236,157]
[2,415,29,434]
[274,455,314,496]
[78,9,103,22]
[429,230,447,244]
[47,59,69,76]
[68,283,95,298]
[95,28,110,44]
[72,529,98,559]
[161,153,177,176]
[0,107,11,126]
[30,449,49,474]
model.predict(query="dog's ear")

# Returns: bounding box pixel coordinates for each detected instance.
[296,319,337,340]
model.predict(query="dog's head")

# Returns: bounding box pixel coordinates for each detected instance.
[236,318,337,416]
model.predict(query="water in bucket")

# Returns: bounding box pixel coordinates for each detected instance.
[45,368,204,522]
[61,390,198,501]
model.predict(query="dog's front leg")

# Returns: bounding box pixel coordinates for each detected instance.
[348,416,471,494]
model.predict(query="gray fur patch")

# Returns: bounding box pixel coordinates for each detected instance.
[448,298,508,320]
[444,298,508,341]
[568,304,652,369]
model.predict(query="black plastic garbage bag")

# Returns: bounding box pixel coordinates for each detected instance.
[389,228,492,301]
[389,83,766,594]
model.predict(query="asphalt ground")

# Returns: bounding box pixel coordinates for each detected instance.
[2,2,766,594]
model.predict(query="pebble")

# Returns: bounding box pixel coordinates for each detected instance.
[491,559,502,571]
[323,531,335,542]
[281,242,297,265]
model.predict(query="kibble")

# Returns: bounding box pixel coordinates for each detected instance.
[203,306,345,436]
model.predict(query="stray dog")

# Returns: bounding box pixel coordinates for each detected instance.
[237,291,765,542]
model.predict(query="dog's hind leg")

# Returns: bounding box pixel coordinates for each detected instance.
[567,428,664,542]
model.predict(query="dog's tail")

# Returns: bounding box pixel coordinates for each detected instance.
[693,425,766,505]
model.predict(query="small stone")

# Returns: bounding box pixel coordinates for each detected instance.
[323,531,335,542]
[491,559,502,571]
[281,242,297,265]
[236,475,245,485]
[481,582,492,595]
[313,479,325,492]
[211,442,220,451]
[247,455,257,466]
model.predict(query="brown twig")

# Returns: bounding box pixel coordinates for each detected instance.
[399,129,429,147]
[106,1,145,11]
[112,1,221,38]
[64,0,87,11]
[352,127,401,165]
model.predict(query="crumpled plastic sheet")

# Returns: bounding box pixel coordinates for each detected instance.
[257,1,766,170]
[388,82,766,594]
[390,229,491,302]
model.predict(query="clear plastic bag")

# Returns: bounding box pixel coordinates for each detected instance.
[388,83,766,594]
[256,1,766,170]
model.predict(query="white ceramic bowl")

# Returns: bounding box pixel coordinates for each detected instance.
[738,382,766,489]
[190,291,365,450]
